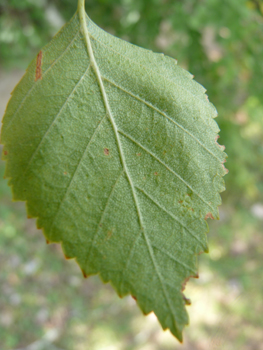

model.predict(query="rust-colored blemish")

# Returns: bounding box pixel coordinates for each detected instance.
[154,172,158,176]
[181,274,199,292]
[183,295,192,305]
[205,212,215,220]
[107,230,113,239]
[64,171,68,175]
[3,150,8,156]
[104,148,109,156]
[222,163,229,174]
[136,153,141,157]
[64,254,71,260]
[178,200,183,204]
[81,269,88,278]
[27,215,32,219]
[35,51,43,81]
[132,295,137,301]
[46,239,50,244]
[215,135,226,150]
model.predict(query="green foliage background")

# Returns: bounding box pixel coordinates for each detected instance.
[0,0,263,349]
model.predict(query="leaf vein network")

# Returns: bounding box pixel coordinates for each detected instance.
[102,76,221,162]
[135,186,206,249]
[118,128,214,212]
[89,31,215,118]
[23,63,92,175]
[49,112,107,235]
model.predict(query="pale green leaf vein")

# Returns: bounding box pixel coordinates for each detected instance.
[81,10,195,333]
[79,7,144,231]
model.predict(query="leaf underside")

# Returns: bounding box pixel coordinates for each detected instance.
[1,10,227,341]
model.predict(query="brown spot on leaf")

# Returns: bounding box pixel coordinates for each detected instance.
[132,295,137,301]
[136,153,141,157]
[205,212,215,220]
[27,215,32,219]
[81,269,88,278]
[178,200,183,204]
[104,148,109,156]
[3,150,8,156]
[215,135,226,151]
[183,295,192,305]
[35,51,43,81]
[181,274,199,291]
[154,172,158,176]
[222,163,229,174]
[46,240,50,245]
[107,230,113,239]
[64,254,71,260]
[99,223,102,227]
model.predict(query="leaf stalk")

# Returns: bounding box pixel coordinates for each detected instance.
[78,0,85,14]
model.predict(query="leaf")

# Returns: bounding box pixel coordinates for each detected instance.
[0,1,227,341]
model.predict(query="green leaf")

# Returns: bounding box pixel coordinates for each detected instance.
[1,1,227,341]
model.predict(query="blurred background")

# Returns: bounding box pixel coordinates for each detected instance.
[0,0,263,349]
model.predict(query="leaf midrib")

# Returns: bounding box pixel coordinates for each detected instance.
[79,9,143,228]
[80,9,181,331]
